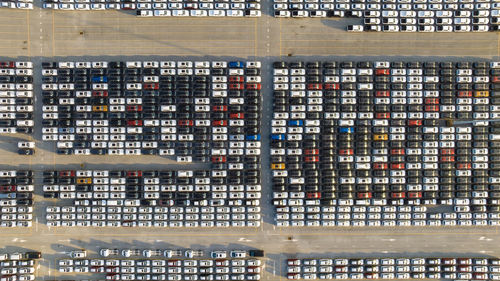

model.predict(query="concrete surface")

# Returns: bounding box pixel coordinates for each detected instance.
[0,3,498,281]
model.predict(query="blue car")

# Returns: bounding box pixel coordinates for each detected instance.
[58,127,75,134]
[228,61,245,68]
[339,127,354,133]
[91,76,108,83]
[288,120,303,126]
[271,134,285,140]
[246,135,261,141]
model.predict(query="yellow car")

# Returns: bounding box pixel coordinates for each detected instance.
[373,134,388,141]
[92,105,108,112]
[474,91,489,97]
[271,163,285,170]
[76,178,92,184]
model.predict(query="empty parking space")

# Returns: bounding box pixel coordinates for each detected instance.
[52,14,258,56]
[0,10,30,57]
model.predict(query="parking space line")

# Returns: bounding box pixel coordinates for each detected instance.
[26,10,30,57]
[497,33,500,57]
[281,38,498,42]
[52,10,55,56]
[285,46,496,50]
[0,16,26,20]
[279,18,282,58]
[54,46,254,49]
[275,231,498,236]
[254,17,257,57]
[0,31,29,34]
[0,24,27,26]
[54,39,255,42]
[54,24,253,28]
[54,30,253,35]
[45,232,262,237]
[0,46,30,49]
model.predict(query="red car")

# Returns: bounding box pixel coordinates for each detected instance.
[304,156,319,162]
[211,156,226,163]
[127,120,143,126]
[357,192,372,199]
[92,91,108,97]
[324,83,339,90]
[457,163,471,169]
[338,149,353,155]
[425,98,439,104]
[304,149,319,155]
[229,83,244,90]
[307,192,321,199]
[391,149,404,155]
[213,105,228,112]
[408,120,422,126]
[391,163,405,169]
[0,61,15,68]
[143,83,159,90]
[246,83,262,90]
[126,171,142,177]
[373,163,388,170]
[307,83,322,90]
[106,274,119,280]
[375,112,389,119]
[59,170,75,177]
[440,156,455,162]
[375,91,390,97]
[457,91,473,97]
[375,69,390,75]
[229,76,244,82]
[473,273,487,280]
[0,185,15,192]
[440,148,455,155]
[178,120,193,126]
[425,105,439,111]
[458,266,472,272]
[126,105,142,112]
[493,76,500,83]
[391,192,406,199]
[408,192,422,198]
[229,113,244,119]
[212,120,227,126]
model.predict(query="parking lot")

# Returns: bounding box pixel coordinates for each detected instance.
[272,60,500,227]
[0,3,500,281]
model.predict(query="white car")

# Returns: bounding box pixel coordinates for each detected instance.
[16,2,33,8]
[347,25,364,31]
[75,3,90,9]
[209,10,226,16]
[211,251,227,259]
[70,251,87,259]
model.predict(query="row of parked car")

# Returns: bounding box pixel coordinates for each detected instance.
[0,61,33,134]
[42,61,262,159]
[287,257,500,280]
[43,169,261,227]
[347,11,500,32]
[41,0,261,17]
[0,0,33,9]
[274,0,500,33]
[272,60,500,226]
[58,249,263,280]
[0,171,34,228]
[0,251,40,281]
